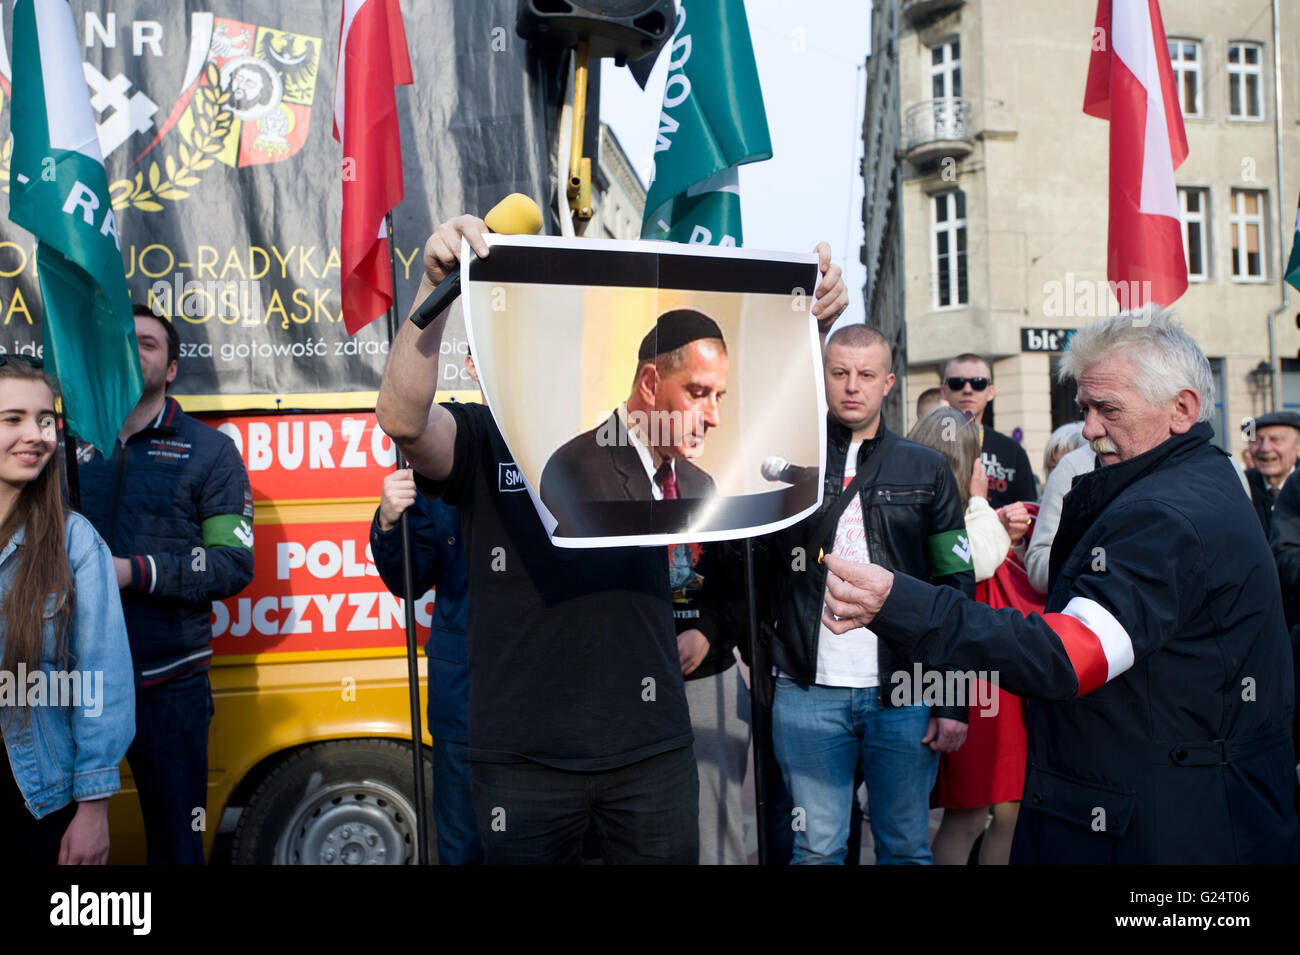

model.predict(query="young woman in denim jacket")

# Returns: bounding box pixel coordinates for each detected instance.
[0,358,135,863]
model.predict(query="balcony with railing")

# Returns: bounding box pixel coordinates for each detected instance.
[903,97,973,165]
[901,0,964,23]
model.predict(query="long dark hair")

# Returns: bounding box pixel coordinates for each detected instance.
[0,361,74,684]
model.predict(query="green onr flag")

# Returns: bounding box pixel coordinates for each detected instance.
[1286,192,1300,293]
[6,0,141,454]
[641,0,772,247]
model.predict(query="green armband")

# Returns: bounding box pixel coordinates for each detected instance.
[203,514,254,552]
[927,528,972,576]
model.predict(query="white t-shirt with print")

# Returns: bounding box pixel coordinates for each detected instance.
[814,440,878,688]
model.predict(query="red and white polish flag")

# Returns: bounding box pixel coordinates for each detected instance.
[1083,0,1189,308]
[334,0,413,335]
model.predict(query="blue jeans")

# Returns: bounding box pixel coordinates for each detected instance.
[432,739,483,865]
[772,681,937,864]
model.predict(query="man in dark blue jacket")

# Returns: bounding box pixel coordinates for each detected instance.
[370,464,482,865]
[822,312,1300,864]
[79,304,254,864]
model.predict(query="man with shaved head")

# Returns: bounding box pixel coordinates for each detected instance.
[759,321,973,865]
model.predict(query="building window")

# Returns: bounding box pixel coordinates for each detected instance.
[1227,41,1264,119]
[1207,358,1227,450]
[1167,39,1201,117]
[931,190,967,309]
[929,40,961,99]
[1282,358,1300,413]
[1179,187,1208,280]
[1050,356,1084,431]
[1229,189,1266,280]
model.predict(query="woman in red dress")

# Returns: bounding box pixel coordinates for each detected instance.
[907,408,1040,864]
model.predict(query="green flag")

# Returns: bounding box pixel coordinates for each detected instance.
[1286,191,1300,293]
[7,0,141,453]
[641,0,772,247]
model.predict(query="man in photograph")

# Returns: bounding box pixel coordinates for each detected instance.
[539,309,727,527]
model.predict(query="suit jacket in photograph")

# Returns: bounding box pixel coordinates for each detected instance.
[540,411,716,532]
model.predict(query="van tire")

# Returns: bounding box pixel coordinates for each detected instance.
[231,739,436,865]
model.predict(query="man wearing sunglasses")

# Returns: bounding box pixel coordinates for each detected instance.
[940,354,1036,508]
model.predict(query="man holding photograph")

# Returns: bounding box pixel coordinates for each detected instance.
[376,213,847,864]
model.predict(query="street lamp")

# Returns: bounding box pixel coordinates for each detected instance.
[1250,360,1275,405]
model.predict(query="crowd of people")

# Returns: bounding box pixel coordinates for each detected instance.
[370,213,1300,864]
[3,212,1299,865]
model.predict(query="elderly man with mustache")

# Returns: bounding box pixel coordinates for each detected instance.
[818,311,1300,865]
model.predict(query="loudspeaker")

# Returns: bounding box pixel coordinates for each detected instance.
[515,0,675,65]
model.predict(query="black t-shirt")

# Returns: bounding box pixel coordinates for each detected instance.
[981,427,1036,509]
[414,402,693,771]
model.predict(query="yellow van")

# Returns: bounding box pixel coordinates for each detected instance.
[107,407,452,864]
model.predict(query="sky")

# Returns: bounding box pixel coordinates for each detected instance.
[600,0,872,329]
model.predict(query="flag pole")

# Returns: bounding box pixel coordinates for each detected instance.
[61,415,82,512]
[384,210,431,865]
[743,539,769,864]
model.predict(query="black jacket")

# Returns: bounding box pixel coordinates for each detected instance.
[370,496,469,742]
[757,418,975,720]
[1246,467,1287,534]
[1265,476,1300,766]
[873,423,1299,863]
[79,397,254,686]
[1269,472,1300,629]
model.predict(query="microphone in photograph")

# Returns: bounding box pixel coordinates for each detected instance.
[410,193,544,329]
[761,456,818,485]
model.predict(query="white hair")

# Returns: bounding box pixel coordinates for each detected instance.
[1057,308,1214,422]
[1043,422,1087,473]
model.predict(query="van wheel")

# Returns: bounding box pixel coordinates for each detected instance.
[231,740,436,865]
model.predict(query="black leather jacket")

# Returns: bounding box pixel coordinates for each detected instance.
[757,417,975,720]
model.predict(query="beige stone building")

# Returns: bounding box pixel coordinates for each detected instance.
[862,0,1300,489]
[589,122,647,241]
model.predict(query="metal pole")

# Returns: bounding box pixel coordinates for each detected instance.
[385,210,430,865]
[1271,0,1287,412]
[743,539,768,865]
[62,418,81,511]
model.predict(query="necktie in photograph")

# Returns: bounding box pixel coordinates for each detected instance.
[655,459,679,500]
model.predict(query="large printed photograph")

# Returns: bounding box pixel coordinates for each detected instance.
[463,235,826,547]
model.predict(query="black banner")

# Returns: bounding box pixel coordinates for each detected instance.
[0,0,566,407]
